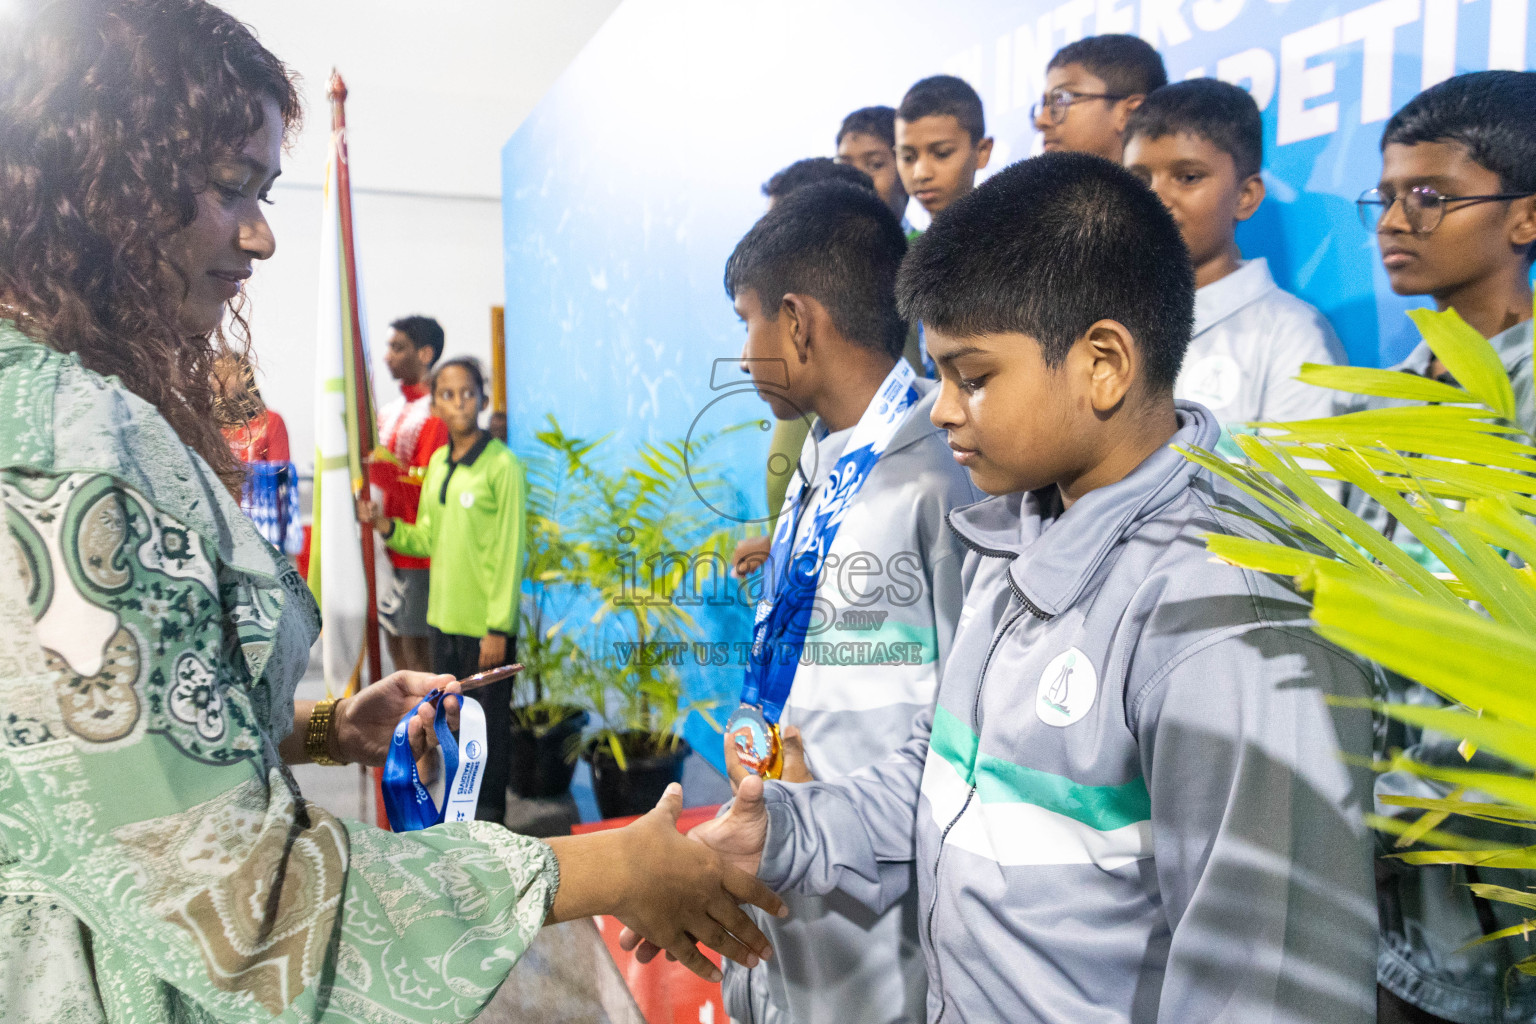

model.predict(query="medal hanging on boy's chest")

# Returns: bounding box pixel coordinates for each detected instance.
[726,360,921,778]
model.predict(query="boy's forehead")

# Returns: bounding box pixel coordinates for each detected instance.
[925,326,1039,359]
[1124,130,1234,169]
[838,131,892,157]
[896,114,970,147]
[732,288,763,317]
[1379,139,1495,187]
[1045,62,1109,94]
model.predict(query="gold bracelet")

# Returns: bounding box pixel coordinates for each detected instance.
[306,698,347,766]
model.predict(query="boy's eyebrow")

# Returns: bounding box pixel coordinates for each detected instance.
[934,345,987,364]
[1381,173,1460,190]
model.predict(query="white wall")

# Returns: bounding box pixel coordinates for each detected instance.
[241,187,503,464]
[219,0,622,467]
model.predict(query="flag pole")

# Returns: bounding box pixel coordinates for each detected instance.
[328,70,383,694]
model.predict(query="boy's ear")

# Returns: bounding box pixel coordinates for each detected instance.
[780,293,814,362]
[1079,319,1139,414]
[1234,173,1266,223]
[1508,194,1536,252]
[1112,95,1146,134]
[975,136,994,170]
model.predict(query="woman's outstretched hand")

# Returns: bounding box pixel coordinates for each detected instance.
[618,773,775,965]
[544,782,784,982]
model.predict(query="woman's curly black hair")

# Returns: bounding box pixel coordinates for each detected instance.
[0,0,301,493]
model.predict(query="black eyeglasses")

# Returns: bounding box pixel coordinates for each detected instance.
[1029,88,1130,126]
[1356,185,1536,234]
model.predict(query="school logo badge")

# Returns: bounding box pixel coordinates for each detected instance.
[460,491,475,509]
[1182,354,1242,413]
[1036,647,1097,727]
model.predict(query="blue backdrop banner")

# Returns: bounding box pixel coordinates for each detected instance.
[502,0,1534,773]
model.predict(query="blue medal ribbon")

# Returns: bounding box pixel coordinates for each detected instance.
[740,360,921,725]
[381,688,486,831]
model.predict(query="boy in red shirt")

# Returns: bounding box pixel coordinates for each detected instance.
[371,315,448,672]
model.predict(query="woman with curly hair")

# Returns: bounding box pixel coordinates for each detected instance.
[0,2,781,1021]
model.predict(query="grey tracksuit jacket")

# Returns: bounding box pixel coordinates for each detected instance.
[723,380,983,1024]
[755,402,1380,1024]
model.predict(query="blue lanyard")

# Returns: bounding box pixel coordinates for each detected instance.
[740,361,920,724]
[381,689,481,831]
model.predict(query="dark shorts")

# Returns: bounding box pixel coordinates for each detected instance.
[378,567,430,638]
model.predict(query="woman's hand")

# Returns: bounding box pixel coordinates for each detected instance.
[545,782,784,982]
[618,774,775,965]
[333,670,461,766]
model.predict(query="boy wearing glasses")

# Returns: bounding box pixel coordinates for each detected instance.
[1124,79,1345,427]
[1360,70,1536,411]
[895,75,993,220]
[1356,70,1536,1024]
[1033,35,1165,162]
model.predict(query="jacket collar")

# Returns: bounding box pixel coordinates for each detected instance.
[447,431,493,468]
[947,401,1221,618]
[1194,258,1278,336]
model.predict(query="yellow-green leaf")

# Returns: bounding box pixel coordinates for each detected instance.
[1295,363,1474,406]
[1408,305,1517,422]
[1310,568,1536,730]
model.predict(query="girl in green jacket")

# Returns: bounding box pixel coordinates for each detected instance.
[360,356,525,822]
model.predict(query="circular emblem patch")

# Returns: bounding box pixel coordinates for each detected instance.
[1036,647,1097,727]
[464,739,482,760]
[1181,354,1242,413]
[459,491,475,509]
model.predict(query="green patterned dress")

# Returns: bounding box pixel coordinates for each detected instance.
[0,321,558,1023]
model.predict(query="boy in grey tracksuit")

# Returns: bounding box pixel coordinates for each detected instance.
[721,180,980,1024]
[691,154,1380,1023]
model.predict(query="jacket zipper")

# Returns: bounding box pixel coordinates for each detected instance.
[926,598,1045,1023]
[931,514,1057,1022]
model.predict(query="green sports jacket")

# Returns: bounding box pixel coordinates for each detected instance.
[387,434,526,638]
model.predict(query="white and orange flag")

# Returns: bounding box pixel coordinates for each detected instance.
[309,70,381,698]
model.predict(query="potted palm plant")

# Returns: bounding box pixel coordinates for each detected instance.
[1184,300,1536,980]
[523,418,743,817]
[576,428,740,818]
[506,420,598,799]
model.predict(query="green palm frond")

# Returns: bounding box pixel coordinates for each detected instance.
[1186,298,1536,976]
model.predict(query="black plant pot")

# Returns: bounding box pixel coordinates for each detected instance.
[508,706,588,800]
[585,735,691,820]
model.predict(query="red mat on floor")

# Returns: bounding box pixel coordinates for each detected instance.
[574,806,727,1024]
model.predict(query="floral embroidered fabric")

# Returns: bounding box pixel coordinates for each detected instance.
[0,321,557,1023]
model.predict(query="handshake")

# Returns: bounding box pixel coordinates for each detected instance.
[550,775,777,982]
[602,728,814,973]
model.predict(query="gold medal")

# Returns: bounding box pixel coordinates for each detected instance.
[725,703,783,780]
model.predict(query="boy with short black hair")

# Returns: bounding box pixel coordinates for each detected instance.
[895,74,993,219]
[1355,70,1536,1024]
[836,105,908,224]
[1035,34,1166,161]
[683,153,1379,1024]
[372,314,448,672]
[762,157,875,207]
[1124,78,1344,425]
[720,180,981,1024]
